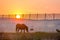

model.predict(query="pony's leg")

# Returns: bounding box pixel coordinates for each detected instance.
[17,29,19,32]
[16,29,18,32]
[16,28,17,32]
[16,29,18,33]
[24,29,25,33]
[21,29,22,32]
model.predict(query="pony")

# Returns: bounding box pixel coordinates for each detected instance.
[16,24,28,33]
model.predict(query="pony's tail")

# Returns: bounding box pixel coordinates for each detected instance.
[16,27,17,32]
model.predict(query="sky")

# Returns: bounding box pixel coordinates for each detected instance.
[0,0,60,15]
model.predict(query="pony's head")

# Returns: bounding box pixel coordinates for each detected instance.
[26,27,28,32]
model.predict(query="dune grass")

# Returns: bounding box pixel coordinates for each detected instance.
[0,32,59,40]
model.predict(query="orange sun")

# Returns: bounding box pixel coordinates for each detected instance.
[16,14,21,19]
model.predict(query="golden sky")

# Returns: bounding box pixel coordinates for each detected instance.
[0,0,60,15]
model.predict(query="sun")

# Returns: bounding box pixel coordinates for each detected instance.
[16,14,21,19]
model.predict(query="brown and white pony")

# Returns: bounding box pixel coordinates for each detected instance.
[16,24,28,33]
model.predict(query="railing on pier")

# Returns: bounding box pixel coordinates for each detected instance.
[0,14,60,20]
